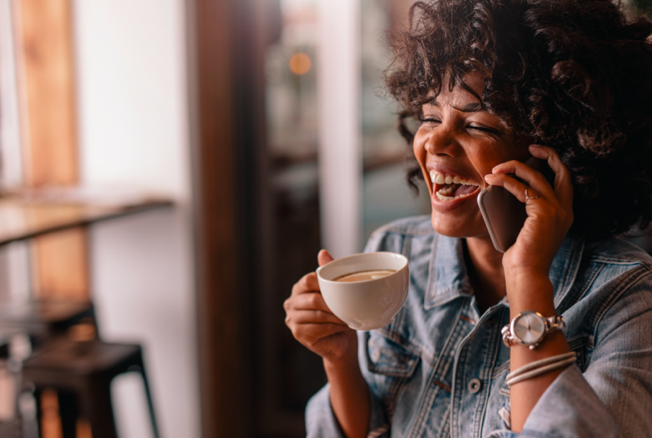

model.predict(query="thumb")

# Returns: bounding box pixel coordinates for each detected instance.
[317,249,334,267]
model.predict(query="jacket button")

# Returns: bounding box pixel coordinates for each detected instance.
[468,378,482,394]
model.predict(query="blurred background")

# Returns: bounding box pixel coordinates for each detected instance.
[0,0,431,437]
[0,1,650,438]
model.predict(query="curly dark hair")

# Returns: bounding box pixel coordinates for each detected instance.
[385,0,652,239]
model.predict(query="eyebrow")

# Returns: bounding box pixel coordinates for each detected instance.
[452,102,484,112]
[425,98,485,113]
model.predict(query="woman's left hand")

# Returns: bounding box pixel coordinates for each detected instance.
[484,144,574,278]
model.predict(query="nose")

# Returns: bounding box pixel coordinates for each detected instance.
[424,123,458,156]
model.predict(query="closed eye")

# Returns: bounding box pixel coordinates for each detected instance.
[467,124,502,135]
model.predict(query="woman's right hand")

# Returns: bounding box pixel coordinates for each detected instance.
[286,250,371,438]
[284,249,358,364]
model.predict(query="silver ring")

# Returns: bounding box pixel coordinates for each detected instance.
[524,188,541,203]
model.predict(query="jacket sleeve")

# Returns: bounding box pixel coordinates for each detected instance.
[489,271,652,438]
[305,329,392,437]
[305,381,389,438]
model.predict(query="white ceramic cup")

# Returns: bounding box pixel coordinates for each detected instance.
[316,252,409,331]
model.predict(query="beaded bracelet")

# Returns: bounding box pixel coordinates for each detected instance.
[506,352,577,387]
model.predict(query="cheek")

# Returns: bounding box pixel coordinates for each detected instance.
[469,140,528,176]
[413,132,429,171]
[412,133,432,195]
[465,145,500,178]
[473,156,498,179]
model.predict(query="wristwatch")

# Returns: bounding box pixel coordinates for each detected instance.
[501,311,565,350]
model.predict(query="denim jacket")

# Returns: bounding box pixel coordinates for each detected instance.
[306,216,652,437]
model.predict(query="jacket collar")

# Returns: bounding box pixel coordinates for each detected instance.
[550,234,585,313]
[424,234,472,309]
[424,233,585,312]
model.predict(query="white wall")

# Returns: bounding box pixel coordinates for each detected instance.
[72,1,198,437]
[318,0,362,259]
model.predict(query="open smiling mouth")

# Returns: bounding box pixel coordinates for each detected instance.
[429,171,481,201]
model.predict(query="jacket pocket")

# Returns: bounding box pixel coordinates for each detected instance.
[365,330,420,377]
[364,331,421,417]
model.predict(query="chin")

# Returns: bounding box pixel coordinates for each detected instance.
[430,211,488,239]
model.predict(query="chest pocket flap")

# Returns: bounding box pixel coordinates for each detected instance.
[365,331,420,377]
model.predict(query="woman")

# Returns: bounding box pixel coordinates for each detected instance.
[283,0,652,436]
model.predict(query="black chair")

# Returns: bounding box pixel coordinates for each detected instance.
[21,337,160,438]
[0,298,98,437]
[0,327,33,433]
[0,299,96,339]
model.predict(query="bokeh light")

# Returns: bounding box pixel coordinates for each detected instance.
[289,52,311,75]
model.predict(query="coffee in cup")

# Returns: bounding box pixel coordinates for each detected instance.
[333,269,396,282]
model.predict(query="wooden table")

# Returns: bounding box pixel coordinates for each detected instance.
[0,188,173,246]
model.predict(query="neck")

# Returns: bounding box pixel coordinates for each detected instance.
[465,236,506,313]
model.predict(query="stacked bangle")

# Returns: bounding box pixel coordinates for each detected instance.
[505,352,577,386]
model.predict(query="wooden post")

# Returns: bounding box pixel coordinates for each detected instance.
[30,228,89,300]
[14,1,89,435]
[15,0,89,301]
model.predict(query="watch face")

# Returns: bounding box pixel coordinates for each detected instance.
[513,312,545,345]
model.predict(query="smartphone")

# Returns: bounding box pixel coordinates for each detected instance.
[477,157,554,253]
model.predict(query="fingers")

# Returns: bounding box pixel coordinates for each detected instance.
[489,159,552,198]
[285,278,342,324]
[524,187,541,203]
[287,321,351,350]
[293,322,350,339]
[291,272,320,296]
[284,249,356,359]
[484,173,532,203]
[285,289,332,313]
[487,145,573,211]
[318,249,334,267]
[484,145,574,239]
[286,307,345,326]
[290,249,334,297]
[286,248,342,331]
[528,145,573,208]
[284,293,350,350]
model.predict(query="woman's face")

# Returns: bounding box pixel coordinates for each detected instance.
[413,72,531,239]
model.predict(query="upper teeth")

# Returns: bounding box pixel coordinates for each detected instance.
[429,170,477,186]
